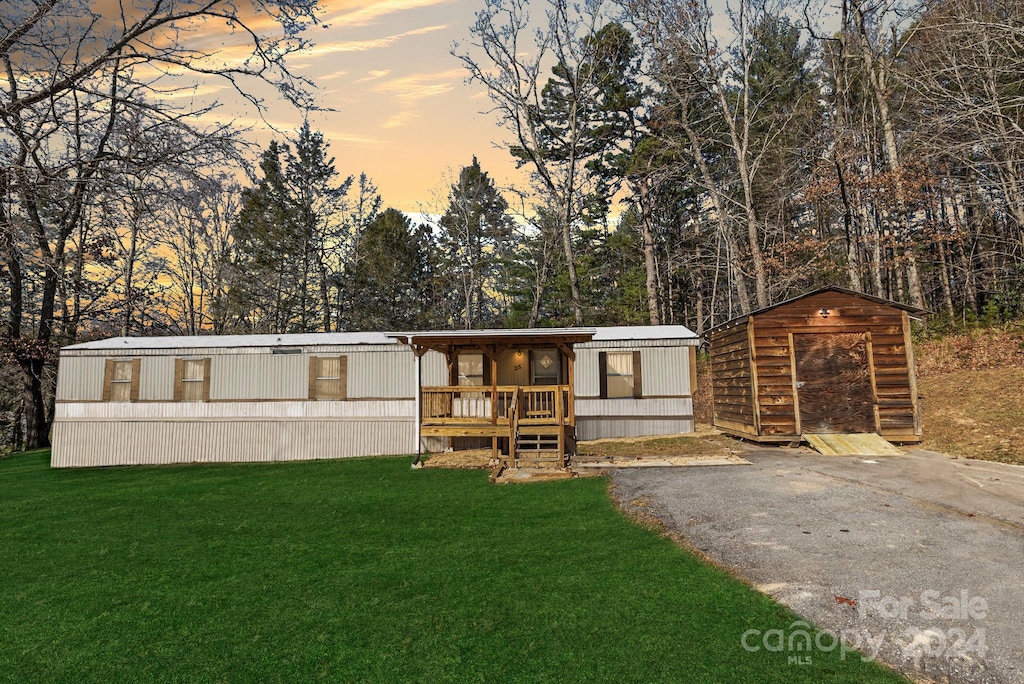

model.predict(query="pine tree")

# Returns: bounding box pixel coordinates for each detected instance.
[340,209,433,331]
[438,157,513,328]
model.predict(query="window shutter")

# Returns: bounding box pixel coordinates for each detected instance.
[339,356,348,400]
[130,358,142,401]
[173,359,184,401]
[598,352,608,399]
[102,359,114,401]
[632,350,643,399]
[308,356,319,399]
[202,358,212,401]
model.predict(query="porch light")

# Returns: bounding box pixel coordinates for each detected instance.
[819,308,830,319]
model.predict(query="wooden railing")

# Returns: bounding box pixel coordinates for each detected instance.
[518,385,569,424]
[421,385,571,426]
[421,386,517,425]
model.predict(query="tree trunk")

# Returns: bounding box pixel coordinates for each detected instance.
[637,182,661,325]
[836,161,863,291]
[854,2,924,308]
[121,211,140,337]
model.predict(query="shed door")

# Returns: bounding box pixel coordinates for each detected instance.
[793,333,875,434]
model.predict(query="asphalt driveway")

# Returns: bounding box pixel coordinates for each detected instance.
[611,447,1024,684]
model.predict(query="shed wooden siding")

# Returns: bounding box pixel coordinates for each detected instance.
[708,319,756,436]
[710,290,921,441]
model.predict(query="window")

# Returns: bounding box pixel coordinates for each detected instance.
[103,358,140,402]
[174,358,210,402]
[457,353,485,386]
[309,356,347,400]
[600,351,643,399]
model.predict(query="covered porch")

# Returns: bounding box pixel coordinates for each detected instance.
[397,329,595,468]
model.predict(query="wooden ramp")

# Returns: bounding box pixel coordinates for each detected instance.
[804,433,904,456]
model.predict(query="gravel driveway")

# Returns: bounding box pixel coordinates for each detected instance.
[611,447,1024,684]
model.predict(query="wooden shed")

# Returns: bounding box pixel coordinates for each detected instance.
[708,288,926,444]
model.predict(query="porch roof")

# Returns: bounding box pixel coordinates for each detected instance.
[392,327,596,356]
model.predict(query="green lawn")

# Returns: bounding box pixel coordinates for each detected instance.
[0,451,902,682]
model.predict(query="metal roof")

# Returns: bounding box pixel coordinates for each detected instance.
[591,325,696,341]
[63,332,400,351]
[64,325,698,352]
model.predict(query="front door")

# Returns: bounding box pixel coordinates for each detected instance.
[530,350,560,386]
[793,333,875,434]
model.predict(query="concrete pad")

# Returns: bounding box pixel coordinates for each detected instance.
[612,446,1024,683]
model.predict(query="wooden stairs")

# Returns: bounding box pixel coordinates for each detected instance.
[514,427,565,468]
[507,387,569,469]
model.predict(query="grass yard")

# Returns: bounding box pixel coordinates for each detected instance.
[0,452,902,683]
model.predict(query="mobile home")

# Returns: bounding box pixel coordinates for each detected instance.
[52,326,698,468]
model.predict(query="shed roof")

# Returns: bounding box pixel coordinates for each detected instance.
[708,287,929,334]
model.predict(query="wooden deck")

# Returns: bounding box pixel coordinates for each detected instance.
[420,385,573,468]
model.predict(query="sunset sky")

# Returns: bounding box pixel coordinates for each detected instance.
[218,0,523,214]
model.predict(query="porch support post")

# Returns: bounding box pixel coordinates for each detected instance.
[489,345,499,459]
[413,349,423,464]
[567,352,575,426]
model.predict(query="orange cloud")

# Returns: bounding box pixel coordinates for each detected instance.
[373,69,463,101]
[321,0,456,27]
[307,25,449,54]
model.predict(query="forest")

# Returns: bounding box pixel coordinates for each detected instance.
[2,0,1023,449]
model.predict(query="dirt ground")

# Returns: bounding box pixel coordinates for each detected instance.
[420,449,495,469]
[577,427,737,458]
[915,330,1024,466]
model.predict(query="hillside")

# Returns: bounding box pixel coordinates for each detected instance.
[915,329,1024,465]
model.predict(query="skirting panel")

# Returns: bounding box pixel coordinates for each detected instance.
[51,419,415,468]
[576,417,695,441]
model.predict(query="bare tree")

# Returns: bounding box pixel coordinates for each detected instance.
[454,0,621,326]
[0,0,319,448]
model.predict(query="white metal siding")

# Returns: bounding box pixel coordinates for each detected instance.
[55,400,415,420]
[575,347,691,398]
[421,350,448,385]
[347,349,415,398]
[209,354,307,400]
[140,356,175,400]
[576,348,600,397]
[55,356,106,401]
[577,417,695,441]
[576,397,693,418]
[51,419,414,468]
[642,346,691,396]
